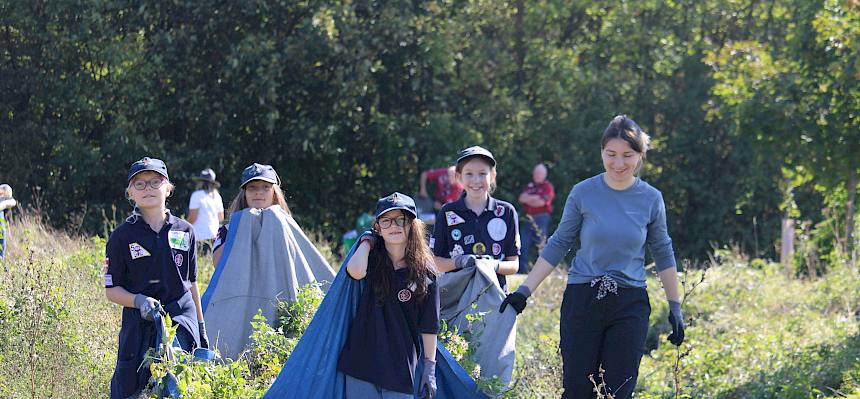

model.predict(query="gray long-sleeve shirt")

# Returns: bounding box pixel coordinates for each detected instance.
[539,173,676,288]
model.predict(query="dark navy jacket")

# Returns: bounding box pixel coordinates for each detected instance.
[431,196,520,290]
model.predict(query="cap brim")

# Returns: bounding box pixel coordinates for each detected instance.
[241,176,279,188]
[192,177,220,186]
[376,206,418,219]
[128,169,169,182]
[456,153,496,167]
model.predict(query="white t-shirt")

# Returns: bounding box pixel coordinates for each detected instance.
[188,189,224,240]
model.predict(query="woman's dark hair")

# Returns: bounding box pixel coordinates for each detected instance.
[367,214,436,305]
[601,115,651,156]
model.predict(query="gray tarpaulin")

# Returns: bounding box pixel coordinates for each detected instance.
[201,206,336,360]
[437,261,517,386]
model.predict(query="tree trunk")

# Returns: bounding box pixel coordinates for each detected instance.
[847,167,858,262]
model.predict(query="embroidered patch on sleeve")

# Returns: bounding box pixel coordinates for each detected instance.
[104,274,113,286]
[129,242,151,259]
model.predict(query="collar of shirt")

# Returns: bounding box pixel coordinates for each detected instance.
[449,195,498,215]
[130,209,177,232]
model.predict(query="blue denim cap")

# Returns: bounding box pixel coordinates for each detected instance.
[240,163,281,188]
[375,192,417,219]
[455,146,496,167]
[127,157,169,183]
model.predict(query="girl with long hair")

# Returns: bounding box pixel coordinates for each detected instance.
[338,192,440,398]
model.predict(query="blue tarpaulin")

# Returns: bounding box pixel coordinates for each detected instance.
[262,240,489,399]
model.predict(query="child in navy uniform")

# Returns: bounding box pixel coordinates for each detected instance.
[431,146,521,290]
[338,192,440,399]
[104,157,208,399]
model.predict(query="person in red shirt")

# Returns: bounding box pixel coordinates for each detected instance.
[419,166,463,211]
[517,163,555,273]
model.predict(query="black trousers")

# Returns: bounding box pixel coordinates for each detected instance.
[559,283,650,399]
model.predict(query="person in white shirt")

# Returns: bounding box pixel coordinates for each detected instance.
[187,168,224,254]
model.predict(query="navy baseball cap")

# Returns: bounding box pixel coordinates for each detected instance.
[455,146,496,167]
[375,192,417,219]
[127,157,169,183]
[240,163,281,188]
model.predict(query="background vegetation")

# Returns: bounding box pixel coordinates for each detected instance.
[1,0,857,263]
[1,0,859,397]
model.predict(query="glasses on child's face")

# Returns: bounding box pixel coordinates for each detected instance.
[132,178,166,191]
[378,216,407,229]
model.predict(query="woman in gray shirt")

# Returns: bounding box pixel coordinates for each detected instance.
[500,115,685,399]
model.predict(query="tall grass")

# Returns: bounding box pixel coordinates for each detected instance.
[3,211,860,398]
[0,213,117,398]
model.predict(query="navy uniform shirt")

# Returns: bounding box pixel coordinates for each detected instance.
[337,258,440,394]
[105,212,197,303]
[431,196,520,290]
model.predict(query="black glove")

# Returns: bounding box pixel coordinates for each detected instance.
[453,254,477,270]
[499,285,531,314]
[198,321,210,349]
[667,300,685,346]
[133,294,161,321]
[420,358,437,399]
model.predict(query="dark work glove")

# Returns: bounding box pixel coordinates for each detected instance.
[453,254,477,270]
[198,321,210,349]
[134,294,161,321]
[420,358,437,399]
[667,300,685,346]
[499,285,531,314]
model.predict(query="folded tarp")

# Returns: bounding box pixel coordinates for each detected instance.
[437,262,518,386]
[201,206,336,360]
[261,240,489,399]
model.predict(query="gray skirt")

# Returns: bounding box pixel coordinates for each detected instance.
[344,374,412,399]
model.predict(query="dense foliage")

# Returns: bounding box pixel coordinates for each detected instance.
[1,0,858,263]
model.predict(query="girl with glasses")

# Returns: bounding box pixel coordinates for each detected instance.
[338,192,439,398]
[104,157,206,398]
[201,163,335,359]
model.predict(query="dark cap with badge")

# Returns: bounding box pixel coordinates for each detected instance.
[375,192,418,219]
[240,163,281,188]
[455,146,496,167]
[127,157,169,183]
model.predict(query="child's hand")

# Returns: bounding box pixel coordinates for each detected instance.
[133,294,162,321]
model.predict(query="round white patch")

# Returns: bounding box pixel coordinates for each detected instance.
[487,218,507,241]
[451,229,462,241]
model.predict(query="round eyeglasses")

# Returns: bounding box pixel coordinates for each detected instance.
[378,216,407,229]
